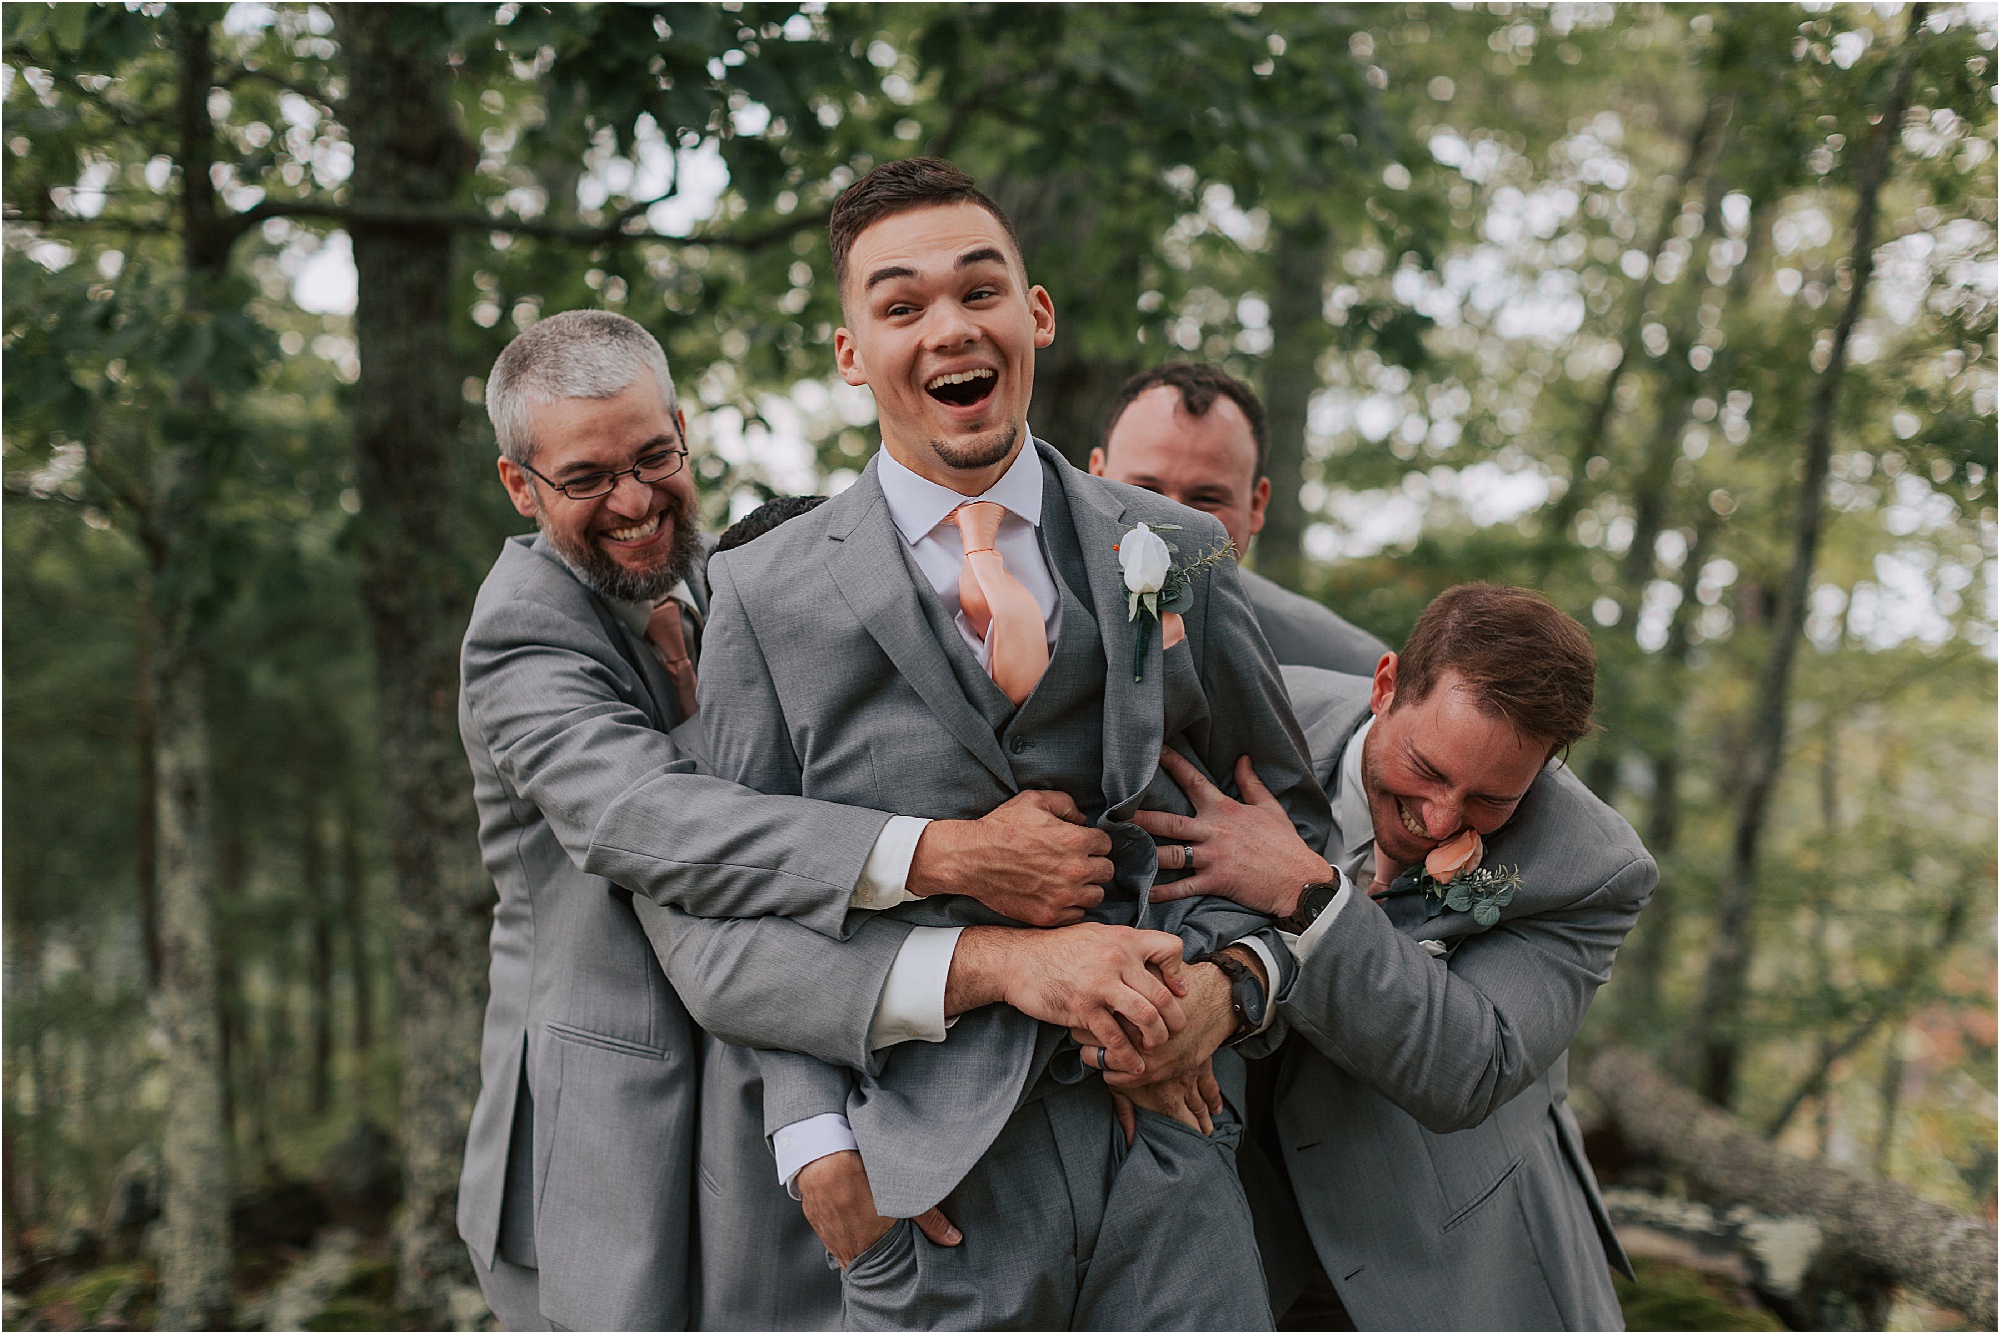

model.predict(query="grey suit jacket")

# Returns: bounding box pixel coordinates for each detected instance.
[1259,667,1651,1331]
[1241,567,1391,675]
[455,533,896,1330]
[689,441,1332,1217]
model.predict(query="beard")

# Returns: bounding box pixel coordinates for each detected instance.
[928,420,1019,474]
[541,486,704,605]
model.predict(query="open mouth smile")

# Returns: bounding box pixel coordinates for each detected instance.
[602,513,664,544]
[925,367,997,409]
[1396,798,1430,842]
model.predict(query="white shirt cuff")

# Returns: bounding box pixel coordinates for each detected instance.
[1280,870,1355,964]
[774,1112,857,1198]
[868,926,963,1051]
[1236,936,1284,1036]
[851,815,929,910]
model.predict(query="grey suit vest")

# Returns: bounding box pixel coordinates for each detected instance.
[911,460,1111,814]
[888,456,1161,928]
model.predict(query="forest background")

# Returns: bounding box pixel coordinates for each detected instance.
[3,2,1995,1330]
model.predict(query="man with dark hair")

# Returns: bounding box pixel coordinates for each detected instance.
[1136,583,1651,1330]
[1091,363,1388,674]
[656,156,1331,1328]
[717,494,829,554]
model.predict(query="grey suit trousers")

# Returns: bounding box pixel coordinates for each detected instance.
[839,1074,1271,1332]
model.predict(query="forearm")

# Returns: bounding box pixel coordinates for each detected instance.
[585,778,892,935]
[633,898,911,1071]
[466,601,888,935]
[941,925,1018,1016]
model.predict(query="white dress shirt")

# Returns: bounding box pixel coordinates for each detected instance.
[1283,716,1370,962]
[876,442,1062,662]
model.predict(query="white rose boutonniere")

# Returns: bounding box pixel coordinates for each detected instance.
[1114,522,1235,681]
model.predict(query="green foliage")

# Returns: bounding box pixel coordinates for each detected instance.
[1615,1256,1786,1331]
[25,1261,156,1329]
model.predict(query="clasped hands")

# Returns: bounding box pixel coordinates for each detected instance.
[803,772,1307,1265]
[920,786,1259,1135]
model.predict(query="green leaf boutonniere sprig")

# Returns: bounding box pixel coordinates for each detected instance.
[1115,522,1235,682]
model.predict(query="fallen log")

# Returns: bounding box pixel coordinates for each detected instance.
[1586,1044,1996,1329]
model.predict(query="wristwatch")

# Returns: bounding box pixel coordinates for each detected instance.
[1198,950,1268,1045]
[1277,877,1344,935]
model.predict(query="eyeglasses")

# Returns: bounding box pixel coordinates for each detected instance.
[521,445,689,501]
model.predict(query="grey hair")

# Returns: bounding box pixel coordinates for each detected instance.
[486,309,678,465]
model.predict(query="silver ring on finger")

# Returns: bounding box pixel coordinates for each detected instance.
[1182,842,1196,871]
[1097,1045,1108,1070]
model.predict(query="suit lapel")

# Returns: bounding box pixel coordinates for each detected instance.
[823,461,1018,789]
[1047,443,1160,822]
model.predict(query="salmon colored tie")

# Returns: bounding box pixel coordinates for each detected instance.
[645,598,701,722]
[949,501,1049,705]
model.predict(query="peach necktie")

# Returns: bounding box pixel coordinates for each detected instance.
[949,501,1049,705]
[645,598,701,722]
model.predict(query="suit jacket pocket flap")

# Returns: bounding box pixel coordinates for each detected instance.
[545,1021,674,1062]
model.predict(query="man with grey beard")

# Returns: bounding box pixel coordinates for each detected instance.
[456,310,1122,1330]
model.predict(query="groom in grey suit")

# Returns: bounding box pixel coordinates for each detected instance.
[456,310,1136,1330]
[1137,584,1653,1330]
[671,157,1332,1330]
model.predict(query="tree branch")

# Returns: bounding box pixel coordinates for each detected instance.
[2,46,160,132]
[224,193,826,251]
[4,206,177,236]
[220,63,342,114]
[1764,878,1976,1138]
[1589,1043,1997,1328]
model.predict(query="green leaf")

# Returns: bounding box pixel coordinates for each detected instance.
[1159,579,1195,615]
[1473,902,1500,928]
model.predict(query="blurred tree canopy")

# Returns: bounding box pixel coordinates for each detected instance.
[3,0,1994,1323]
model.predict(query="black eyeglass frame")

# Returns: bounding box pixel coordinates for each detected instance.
[520,438,690,501]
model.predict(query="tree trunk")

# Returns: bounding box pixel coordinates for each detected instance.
[1681,8,1927,1107]
[153,11,237,1326]
[1587,1044,1996,1328]
[998,173,1141,464]
[340,794,375,1061]
[1616,515,1713,1026]
[1542,92,1729,564]
[1257,210,1332,590]
[135,592,162,989]
[337,6,487,1315]
[152,644,232,1329]
[304,798,334,1117]
[1872,1029,1903,1179]
[1028,335,1141,468]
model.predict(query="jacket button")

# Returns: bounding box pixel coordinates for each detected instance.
[1010,736,1031,754]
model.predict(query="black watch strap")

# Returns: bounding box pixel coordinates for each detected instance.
[1199,951,1267,1045]
[1277,878,1343,935]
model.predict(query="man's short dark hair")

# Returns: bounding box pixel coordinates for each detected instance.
[716,495,828,554]
[1102,363,1271,476]
[706,495,829,600]
[828,157,1023,296]
[1394,584,1597,754]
